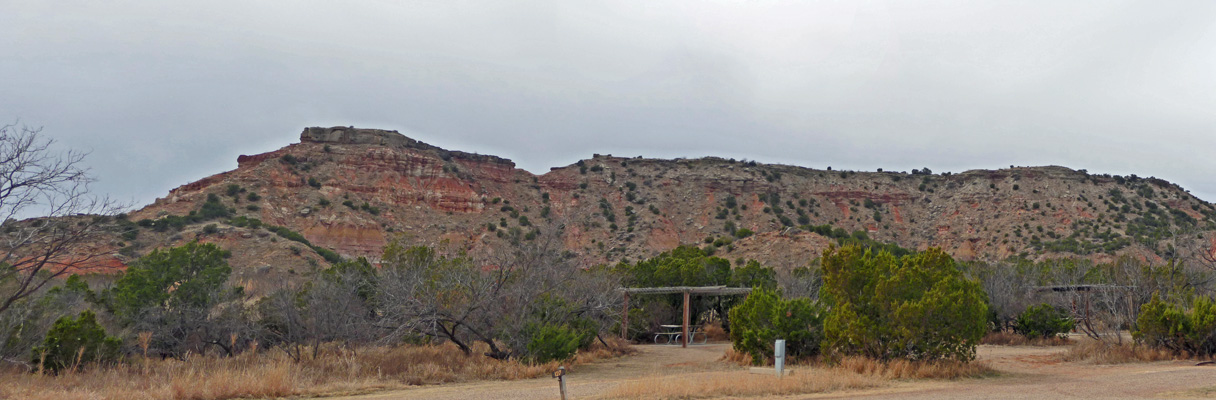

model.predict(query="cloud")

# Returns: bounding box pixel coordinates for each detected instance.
[2,0,1214,206]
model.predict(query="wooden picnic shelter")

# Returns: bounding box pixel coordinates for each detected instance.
[619,286,753,348]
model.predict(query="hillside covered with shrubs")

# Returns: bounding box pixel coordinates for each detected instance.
[73,126,1216,284]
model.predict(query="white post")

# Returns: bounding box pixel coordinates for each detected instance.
[774,339,786,377]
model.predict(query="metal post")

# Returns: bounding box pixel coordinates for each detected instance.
[774,339,786,377]
[554,366,568,400]
[621,292,629,340]
[682,290,691,348]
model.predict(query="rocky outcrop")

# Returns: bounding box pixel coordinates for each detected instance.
[301,127,515,166]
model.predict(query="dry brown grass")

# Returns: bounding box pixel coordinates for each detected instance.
[0,339,633,400]
[632,346,996,399]
[835,356,997,380]
[602,368,884,399]
[722,346,751,365]
[606,355,995,399]
[0,355,299,400]
[1060,340,1177,364]
[720,347,820,367]
[722,347,993,380]
[980,331,1073,346]
[701,322,729,341]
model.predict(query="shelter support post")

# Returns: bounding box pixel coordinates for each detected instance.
[682,290,690,348]
[622,292,630,339]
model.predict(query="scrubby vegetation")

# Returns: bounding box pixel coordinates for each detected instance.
[819,246,987,361]
[30,310,120,374]
[728,288,822,364]
[0,225,630,399]
[1135,295,1216,357]
[1013,303,1075,340]
[136,194,232,232]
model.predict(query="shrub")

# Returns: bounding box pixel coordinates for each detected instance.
[1013,303,1074,339]
[31,310,121,374]
[734,228,754,239]
[731,260,776,290]
[313,247,343,264]
[198,195,230,220]
[1134,295,1216,356]
[505,291,600,362]
[110,241,233,320]
[729,288,823,365]
[228,216,264,229]
[820,245,987,361]
[107,242,241,357]
[525,322,590,364]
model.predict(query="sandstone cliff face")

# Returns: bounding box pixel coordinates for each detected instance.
[117,127,1216,273]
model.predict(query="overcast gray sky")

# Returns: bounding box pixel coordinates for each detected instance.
[3,0,1215,208]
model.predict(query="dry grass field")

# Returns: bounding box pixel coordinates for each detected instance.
[326,336,1216,400]
[0,339,632,400]
[5,336,1214,400]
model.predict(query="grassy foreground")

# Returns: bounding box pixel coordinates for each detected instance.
[603,347,996,400]
[0,339,631,400]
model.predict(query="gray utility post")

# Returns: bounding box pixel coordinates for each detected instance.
[774,339,786,377]
[553,366,568,399]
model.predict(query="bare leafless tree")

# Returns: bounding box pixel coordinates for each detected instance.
[1031,256,1201,344]
[302,265,378,358]
[257,270,376,362]
[376,241,502,356]
[0,277,90,366]
[968,261,1036,331]
[0,124,120,315]
[257,287,310,361]
[374,219,622,360]
[489,222,621,357]
[1159,224,1216,293]
[779,263,823,300]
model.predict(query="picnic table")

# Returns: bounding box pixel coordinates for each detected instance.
[653,324,707,345]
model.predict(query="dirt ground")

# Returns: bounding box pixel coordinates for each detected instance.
[318,342,1216,400]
